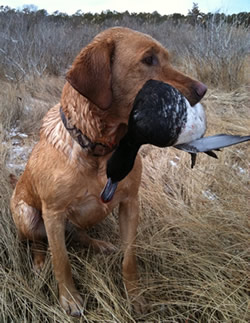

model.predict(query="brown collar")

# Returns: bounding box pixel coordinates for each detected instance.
[60,107,116,157]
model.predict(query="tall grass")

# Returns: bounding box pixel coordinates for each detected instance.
[0,11,249,322]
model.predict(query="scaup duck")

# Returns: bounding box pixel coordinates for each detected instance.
[101,80,250,203]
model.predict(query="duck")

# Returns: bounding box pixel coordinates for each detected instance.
[100,80,250,203]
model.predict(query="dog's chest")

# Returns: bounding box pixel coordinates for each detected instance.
[65,180,126,228]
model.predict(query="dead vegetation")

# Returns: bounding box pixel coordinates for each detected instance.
[0,13,249,323]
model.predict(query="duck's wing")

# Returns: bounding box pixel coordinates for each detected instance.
[175,134,250,153]
[175,134,250,168]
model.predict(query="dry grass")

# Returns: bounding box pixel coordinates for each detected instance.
[0,25,250,322]
[1,83,249,322]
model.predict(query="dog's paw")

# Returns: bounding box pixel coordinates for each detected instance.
[60,290,84,317]
[33,252,46,273]
[132,295,149,315]
[91,239,118,254]
[75,231,117,254]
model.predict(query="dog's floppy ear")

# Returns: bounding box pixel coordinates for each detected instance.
[66,38,114,110]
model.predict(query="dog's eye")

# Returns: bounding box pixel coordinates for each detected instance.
[142,55,158,66]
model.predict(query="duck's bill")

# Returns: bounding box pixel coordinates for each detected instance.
[175,134,250,168]
[100,178,118,203]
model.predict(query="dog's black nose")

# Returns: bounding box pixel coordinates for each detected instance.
[194,82,207,100]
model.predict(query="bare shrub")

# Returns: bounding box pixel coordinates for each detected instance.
[1,10,249,89]
[168,20,250,89]
[0,12,99,82]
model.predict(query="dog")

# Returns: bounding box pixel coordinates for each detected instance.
[10,27,207,316]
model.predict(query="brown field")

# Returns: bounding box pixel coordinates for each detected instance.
[0,14,249,322]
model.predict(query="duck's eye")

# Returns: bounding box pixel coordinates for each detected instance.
[142,55,158,66]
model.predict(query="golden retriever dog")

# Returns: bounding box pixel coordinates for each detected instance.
[10,27,207,316]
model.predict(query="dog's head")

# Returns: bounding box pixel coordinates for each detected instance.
[66,27,207,112]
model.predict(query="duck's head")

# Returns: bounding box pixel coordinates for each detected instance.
[128,80,206,147]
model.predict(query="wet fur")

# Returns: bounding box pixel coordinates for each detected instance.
[10,27,206,316]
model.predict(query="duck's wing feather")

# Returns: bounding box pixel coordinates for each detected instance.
[175,134,250,153]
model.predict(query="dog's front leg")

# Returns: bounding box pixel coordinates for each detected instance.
[119,196,146,313]
[42,206,83,317]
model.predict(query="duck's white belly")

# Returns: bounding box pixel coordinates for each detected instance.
[175,102,207,145]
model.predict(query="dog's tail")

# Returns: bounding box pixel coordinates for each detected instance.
[9,173,18,189]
